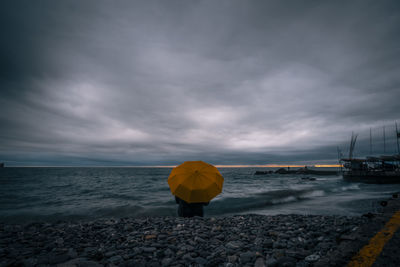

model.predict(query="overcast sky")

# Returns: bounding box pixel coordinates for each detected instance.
[1,0,400,166]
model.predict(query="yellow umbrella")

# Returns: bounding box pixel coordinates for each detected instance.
[168,161,224,203]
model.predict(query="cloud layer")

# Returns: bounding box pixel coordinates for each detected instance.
[1,0,400,166]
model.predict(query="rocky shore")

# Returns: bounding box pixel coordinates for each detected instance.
[0,213,369,267]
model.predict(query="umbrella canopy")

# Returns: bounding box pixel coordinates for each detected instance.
[168,161,224,203]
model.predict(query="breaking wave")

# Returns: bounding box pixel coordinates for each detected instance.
[206,189,327,215]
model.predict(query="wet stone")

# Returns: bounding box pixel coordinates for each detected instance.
[104,251,116,258]
[143,247,157,253]
[227,255,238,263]
[49,253,70,264]
[277,256,297,267]
[305,254,320,262]
[273,241,286,249]
[265,257,278,267]
[161,257,174,266]
[263,238,273,248]
[194,236,205,243]
[254,257,266,267]
[182,253,193,261]
[68,248,78,258]
[240,251,255,264]
[108,255,123,264]
[225,241,243,250]
[194,256,207,265]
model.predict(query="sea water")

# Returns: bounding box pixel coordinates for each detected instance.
[1,167,400,223]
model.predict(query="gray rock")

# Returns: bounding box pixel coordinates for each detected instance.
[296,262,311,267]
[55,237,64,246]
[133,247,143,255]
[305,254,320,262]
[108,255,123,264]
[215,234,225,240]
[147,260,160,267]
[83,247,97,256]
[226,241,243,250]
[227,255,238,263]
[182,253,193,262]
[164,248,174,256]
[254,257,266,267]
[194,256,207,265]
[79,260,104,267]
[194,236,206,243]
[161,257,173,266]
[104,251,116,258]
[184,245,195,252]
[57,258,101,267]
[278,233,290,239]
[122,253,135,260]
[265,258,278,267]
[23,258,38,266]
[68,248,78,258]
[240,251,255,264]
[263,239,273,248]
[127,258,147,267]
[123,224,133,231]
[276,256,296,267]
[143,247,157,253]
[49,253,70,264]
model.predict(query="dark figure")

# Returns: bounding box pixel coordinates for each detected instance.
[175,196,209,217]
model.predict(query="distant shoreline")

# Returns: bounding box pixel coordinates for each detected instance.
[0,165,341,168]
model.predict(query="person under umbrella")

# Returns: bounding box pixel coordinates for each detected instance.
[168,161,224,218]
[175,195,208,217]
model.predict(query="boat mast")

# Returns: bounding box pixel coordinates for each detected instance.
[396,122,400,155]
[349,132,358,159]
[383,126,386,154]
[369,128,374,171]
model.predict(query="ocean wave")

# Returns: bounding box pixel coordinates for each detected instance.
[271,196,297,204]
[299,190,325,198]
[206,189,327,215]
[331,184,360,192]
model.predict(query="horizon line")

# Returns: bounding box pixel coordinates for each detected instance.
[3,164,342,168]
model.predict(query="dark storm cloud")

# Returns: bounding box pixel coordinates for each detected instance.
[1,0,400,166]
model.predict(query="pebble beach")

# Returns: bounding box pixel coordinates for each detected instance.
[0,214,369,267]
[2,167,400,266]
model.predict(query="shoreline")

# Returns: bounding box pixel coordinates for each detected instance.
[1,197,399,267]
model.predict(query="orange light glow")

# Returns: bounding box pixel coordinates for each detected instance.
[215,164,307,168]
[314,164,343,168]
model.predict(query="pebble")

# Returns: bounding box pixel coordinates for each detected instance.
[240,251,255,263]
[305,254,321,262]
[226,241,243,250]
[143,247,157,253]
[194,256,207,265]
[0,214,368,266]
[254,257,266,267]
[266,257,278,267]
[161,257,173,266]
[227,255,237,263]
[108,255,123,264]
